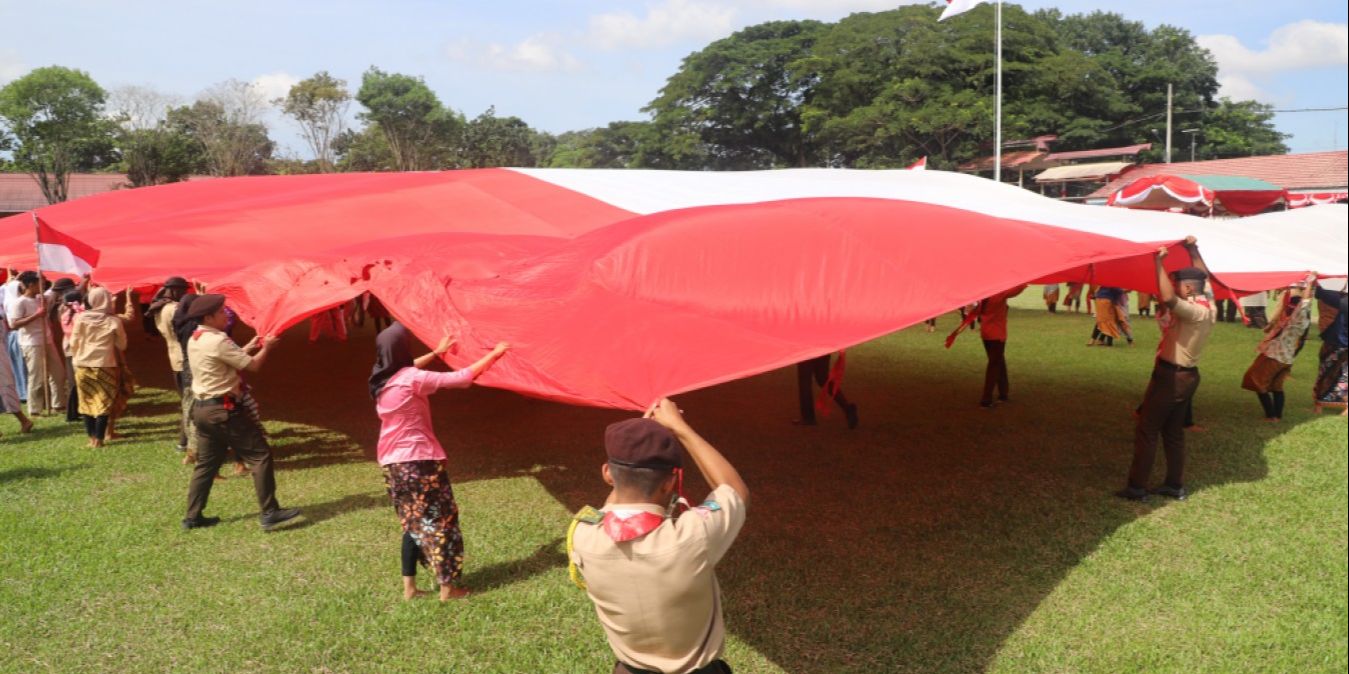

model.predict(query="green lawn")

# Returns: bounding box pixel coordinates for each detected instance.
[1,305,1345,673]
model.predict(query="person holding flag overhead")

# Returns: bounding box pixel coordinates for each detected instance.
[567,399,748,674]
[1119,237,1215,502]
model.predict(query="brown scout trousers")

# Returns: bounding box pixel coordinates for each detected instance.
[184,399,279,521]
[1128,360,1200,490]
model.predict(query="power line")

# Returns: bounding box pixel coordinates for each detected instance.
[1269,106,1349,113]
[1097,105,1348,134]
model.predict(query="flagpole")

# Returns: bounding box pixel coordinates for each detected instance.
[31,211,51,414]
[993,0,1003,183]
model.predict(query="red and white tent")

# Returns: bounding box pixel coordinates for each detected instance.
[1106,173,1289,216]
[1,169,1342,408]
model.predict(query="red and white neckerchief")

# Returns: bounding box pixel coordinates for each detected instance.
[601,469,690,542]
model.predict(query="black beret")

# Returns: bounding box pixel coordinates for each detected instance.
[163,276,190,289]
[184,294,226,320]
[605,418,683,470]
[1171,266,1208,282]
[51,278,76,292]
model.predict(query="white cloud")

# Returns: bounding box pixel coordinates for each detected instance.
[447,34,581,73]
[251,71,301,103]
[1199,21,1347,101]
[1213,74,1272,103]
[588,0,739,50]
[0,48,27,84]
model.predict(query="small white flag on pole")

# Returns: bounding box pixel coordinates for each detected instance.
[35,215,101,276]
[939,0,986,21]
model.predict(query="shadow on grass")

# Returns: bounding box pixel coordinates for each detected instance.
[268,426,368,472]
[119,312,1299,673]
[461,537,567,593]
[0,463,90,484]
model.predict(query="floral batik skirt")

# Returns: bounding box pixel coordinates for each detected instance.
[383,460,464,586]
[1316,345,1348,405]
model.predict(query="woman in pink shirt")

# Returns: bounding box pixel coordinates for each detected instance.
[369,321,508,601]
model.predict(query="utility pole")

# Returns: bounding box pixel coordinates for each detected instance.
[1165,83,1173,163]
[993,0,1003,183]
[1182,128,1199,162]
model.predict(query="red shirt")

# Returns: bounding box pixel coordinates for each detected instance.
[978,285,1027,341]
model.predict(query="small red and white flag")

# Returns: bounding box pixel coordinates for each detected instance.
[35,216,101,276]
[939,0,986,21]
[908,156,928,170]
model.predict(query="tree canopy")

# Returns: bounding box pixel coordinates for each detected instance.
[637,5,1285,169]
[0,66,118,203]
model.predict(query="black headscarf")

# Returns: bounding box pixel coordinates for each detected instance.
[172,294,204,379]
[370,321,414,400]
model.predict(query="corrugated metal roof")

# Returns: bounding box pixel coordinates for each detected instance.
[1045,144,1152,161]
[1035,161,1135,183]
[1088,151,1348,198]
[959,150,1061,172]
[0,173,130,214]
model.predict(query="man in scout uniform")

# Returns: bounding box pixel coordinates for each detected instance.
[182,294,300,531]
[150,276,194,454]
[568,398,749,674]
[1119,236,1215,502]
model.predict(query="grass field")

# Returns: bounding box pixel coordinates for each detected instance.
[1,303,1345,673]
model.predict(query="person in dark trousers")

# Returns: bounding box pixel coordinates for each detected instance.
[181,295,300,531]
[149,277,193,453]
[1119,237,1216,502]
[976,284,1027,408]
[795,353,858,428]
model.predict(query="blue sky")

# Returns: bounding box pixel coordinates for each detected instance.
[2,0,1345,157]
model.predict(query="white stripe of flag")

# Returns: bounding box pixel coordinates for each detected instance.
[939,0,986,21]
[35,217,100,276]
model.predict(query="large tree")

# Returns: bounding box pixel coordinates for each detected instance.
[1195,99,1289,159]
[278,71,351,172]
[460,106,539,168]
[639,5,1277,170]
[355,67,462,170]
[108,85,201,187]
[168,80,274,177]
[0,66,117,203]
[646,20,827,169]
[333,125,396,172]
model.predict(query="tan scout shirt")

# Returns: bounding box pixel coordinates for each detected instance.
[188,325,252,399]
[570,484,747,674]
[155,300,183,372]
[1158,293,1216,368]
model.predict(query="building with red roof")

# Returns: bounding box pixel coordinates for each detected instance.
[0,173,132,218]
[1087,150,1348,203]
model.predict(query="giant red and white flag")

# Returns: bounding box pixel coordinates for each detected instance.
[36,216,100,276]
[939,0,986,21]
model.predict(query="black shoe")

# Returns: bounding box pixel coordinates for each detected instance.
[1151,485,1187,501]
[979,400,994,409]
[260,507,302,530]
[845,404,859,429]
[791,418,817,426]
[1114,487,1149,502]
[182,515,220,530]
